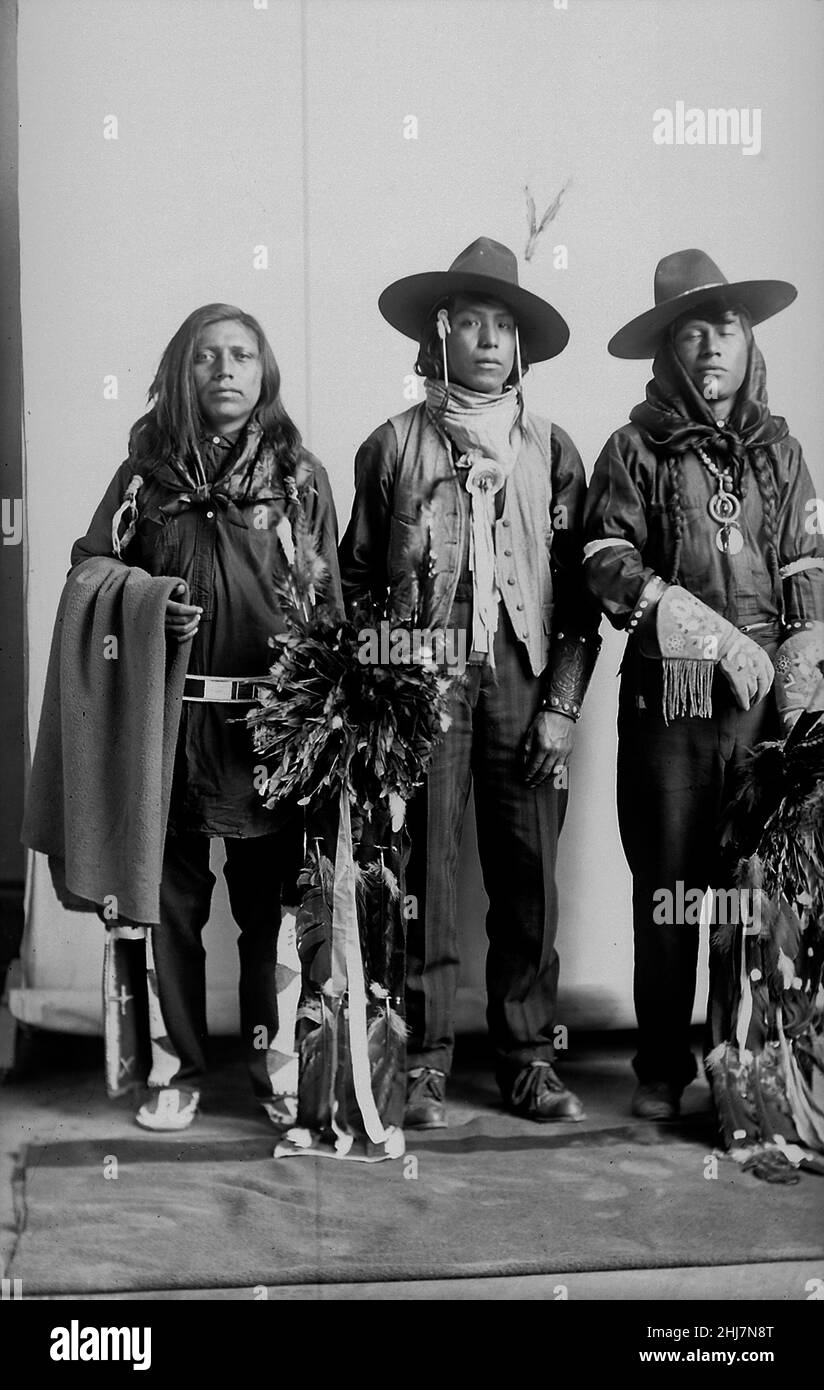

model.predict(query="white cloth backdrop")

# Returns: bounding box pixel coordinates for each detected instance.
[15,0,824,1038]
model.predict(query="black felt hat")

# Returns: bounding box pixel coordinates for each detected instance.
[608,248,797,359]
[378,237,570,362]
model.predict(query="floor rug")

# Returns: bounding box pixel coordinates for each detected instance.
[10,1102,824,1295]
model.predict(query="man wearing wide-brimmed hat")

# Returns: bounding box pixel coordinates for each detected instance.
[584,248,824,1121]
[339,238,601,1126]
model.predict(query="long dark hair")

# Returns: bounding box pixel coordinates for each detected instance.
[126,303,302,473]
[414,294,530,386]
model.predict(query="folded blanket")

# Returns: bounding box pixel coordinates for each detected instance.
[22,557,189,925]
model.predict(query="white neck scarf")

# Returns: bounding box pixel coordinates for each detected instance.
[424,380,524,663]
[424,379,522,469]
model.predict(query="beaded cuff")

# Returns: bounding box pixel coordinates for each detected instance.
[627,574,669,651]
[774,619,824,723]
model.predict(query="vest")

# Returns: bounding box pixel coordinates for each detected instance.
[386,403,556,676]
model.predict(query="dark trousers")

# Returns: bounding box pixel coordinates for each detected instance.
[405,608,567,1089]
[616,661,777,1089]
[151,829,296,1099]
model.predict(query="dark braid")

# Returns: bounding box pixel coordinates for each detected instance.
[666,455,685,583]
[748,445,785,622]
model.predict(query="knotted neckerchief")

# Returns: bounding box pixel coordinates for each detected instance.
[424,379,523,663]
[629,321,788,482]
[112,418,304,564]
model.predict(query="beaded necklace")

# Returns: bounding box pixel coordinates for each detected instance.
[695,441,745,555]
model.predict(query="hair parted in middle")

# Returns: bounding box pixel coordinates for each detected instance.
[414,294,530,386]
[126,302,303,474]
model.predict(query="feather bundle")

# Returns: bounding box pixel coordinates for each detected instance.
[711,710,824,1175]
[258,507,459,1160]
[247,530,460,817]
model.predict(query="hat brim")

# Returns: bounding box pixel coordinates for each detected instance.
[378,270,570,362]
[607,279,797,359]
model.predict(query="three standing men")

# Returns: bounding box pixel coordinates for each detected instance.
[339,239,601,1126]
[34,247,821,1137]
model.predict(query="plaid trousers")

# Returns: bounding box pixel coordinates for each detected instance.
[405,605,568,1085]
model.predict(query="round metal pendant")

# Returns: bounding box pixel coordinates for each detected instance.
[708,490,742,525]
[716,523,744,555]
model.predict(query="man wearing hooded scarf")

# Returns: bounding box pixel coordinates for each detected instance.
[339,238,601,1127]
[584,249,824,1121]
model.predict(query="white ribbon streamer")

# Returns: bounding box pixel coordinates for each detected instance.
[331,790,387,1144]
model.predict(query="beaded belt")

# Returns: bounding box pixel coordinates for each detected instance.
[183,675,267,704]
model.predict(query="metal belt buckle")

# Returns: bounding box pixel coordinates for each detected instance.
[201,676,229,702]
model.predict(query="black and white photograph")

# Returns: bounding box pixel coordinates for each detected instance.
[1,0,823,1349]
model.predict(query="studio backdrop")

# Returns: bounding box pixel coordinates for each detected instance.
[13,0,824,1038]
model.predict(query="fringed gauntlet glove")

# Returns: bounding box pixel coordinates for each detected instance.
[634,582,774,720]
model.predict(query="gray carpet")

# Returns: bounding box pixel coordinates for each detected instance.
[10,1100,824,1295]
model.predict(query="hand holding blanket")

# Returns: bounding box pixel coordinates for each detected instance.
[22,557,190,925]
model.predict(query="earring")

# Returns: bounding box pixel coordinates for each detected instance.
[515,325,524,392]
[436,308,451,390]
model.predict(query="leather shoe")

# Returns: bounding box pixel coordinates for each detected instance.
[405,1067,447,1129]
[507,1061,584,1122]
[631,1082,681,1121]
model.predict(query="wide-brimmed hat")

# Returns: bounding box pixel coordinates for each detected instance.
[378,237,569,362]
[608,248,797,359]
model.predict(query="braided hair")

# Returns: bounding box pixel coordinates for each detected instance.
[744,447,785,621]
[666,433,784,621]
[667,455,686,585]
[632,306,789,621]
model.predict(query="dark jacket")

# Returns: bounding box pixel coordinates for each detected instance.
[584,425,824,632]
[72,430,343,836]
[339,403,600,713]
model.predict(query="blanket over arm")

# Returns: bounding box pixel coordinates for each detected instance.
[22,557,190,926]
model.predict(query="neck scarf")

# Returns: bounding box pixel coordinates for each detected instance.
[424,380,523,662]
[113,419,306,560]
[424,379,523,468]
[629,323,788,481]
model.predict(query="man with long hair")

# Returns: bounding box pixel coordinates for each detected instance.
[584,250,824,1121]
[339,239,601,1127]
[71,303,342,1130]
